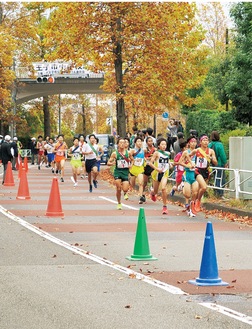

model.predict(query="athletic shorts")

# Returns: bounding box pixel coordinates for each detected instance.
[55,154,65,163]
[129,165,144,177]
[151,169,169,182]
[144,164,154,176]
[185,170,196,185]
[195,167,209,181]
[38,150,44,156]
[70,159,82,168]
[85,158,97,173]
[176,170,184,184]
[47,153,55,163]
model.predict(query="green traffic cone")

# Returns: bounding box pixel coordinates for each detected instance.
[126,208,157,261]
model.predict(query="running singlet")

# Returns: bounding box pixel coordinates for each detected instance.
[195,148,210,169]
[116,150,130,169]
[55,142,66,156]
[156,151,169,172]
[70,146,82,161]
[83,143,98,160]
[132,148,144,167]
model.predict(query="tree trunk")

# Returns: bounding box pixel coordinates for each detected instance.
[82,104,86,136]
[113,16,126,138]
[43,96,50,137]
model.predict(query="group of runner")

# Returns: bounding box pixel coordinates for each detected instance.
[108,131,217,216]
[35,134,103,192]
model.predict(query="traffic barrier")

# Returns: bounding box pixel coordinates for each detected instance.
[189,221,228,286]
[16,168,31,200]
[23,156,28,172]
[3,161,15,186]
[126,208,157,261]
[45,177,64,217]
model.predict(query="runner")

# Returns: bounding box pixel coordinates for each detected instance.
[43,137,55,173]
[149,138,170,215]
[143,136,156,195]
[79,134,86,179]
[36,135,45,170]
[54,134,68,182]
[82,134,100,192]
[68,137,82,187]
[169,139,187,197]
[179,136,199,217]
[189,134,217,211]
[129,136,145,204]
[107,138,133,210]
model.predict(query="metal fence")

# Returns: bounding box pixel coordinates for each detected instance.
[168,166,252,200]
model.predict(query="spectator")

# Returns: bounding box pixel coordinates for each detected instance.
[11,137,19,170]
[208,131,227,197]
[0,135,13,184]
[167,119,178,150]
[29,137,38,165]
[173,132,184,156]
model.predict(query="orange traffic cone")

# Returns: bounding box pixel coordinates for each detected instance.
[16,167,31,200]
[45,177,64,217]
[16,154,21,170]
[24,156,28,172]
[18,161,24,179]
[4,161,15,186]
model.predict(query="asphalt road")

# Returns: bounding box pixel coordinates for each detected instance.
[0,163,251,328]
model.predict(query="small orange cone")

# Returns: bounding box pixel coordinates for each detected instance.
[16,168,31,200]
[24,156,28,172]
[4,161,15,186]
[45,177,64,217]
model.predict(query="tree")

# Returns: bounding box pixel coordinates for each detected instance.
[45,2,207,136]
[226,3,252,124]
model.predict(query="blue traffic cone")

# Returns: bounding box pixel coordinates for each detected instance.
[126,208,157,261]
[189,221,228,286]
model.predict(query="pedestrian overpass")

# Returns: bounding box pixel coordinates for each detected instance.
[15,76,107,105]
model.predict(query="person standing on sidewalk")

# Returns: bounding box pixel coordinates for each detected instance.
[108,138,133,210]
[0,135,13,184]
[208,131,227,197]
[149,137,170,215]
[82,134,100,192]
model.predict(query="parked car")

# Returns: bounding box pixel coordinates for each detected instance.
[94,134,115,164]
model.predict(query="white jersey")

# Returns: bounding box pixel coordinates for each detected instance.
[82,143,98,160]
[44,142,54,154]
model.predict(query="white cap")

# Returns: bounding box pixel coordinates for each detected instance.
[0,135,3,138]
[4,135,11,141]
[13,137,18,141]
[31,137,36,140]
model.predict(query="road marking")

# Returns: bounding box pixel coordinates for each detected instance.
[1,204,251,326]
[99,196,139,210]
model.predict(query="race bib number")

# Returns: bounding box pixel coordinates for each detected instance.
[158,163,169,172]
[73,153,81,160]
[196,157,208,169]
[117,159,129,169]
[57,151,64,156]
[134,158,143,167]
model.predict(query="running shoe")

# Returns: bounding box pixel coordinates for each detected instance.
[117,203,122,210]
[93,179,98,188]
[124,193,129,200]
[139,196,146,204]
[162,206,168,215]
[52,169,55,174]
[194,199,201,212]
[188,209,196,217]
[151,193,157,202]
[190,201,198,214]
[60,177,64,182]
[74,182,78,187]
[170,189,175,197]
[71,176,75,184]
[89,184,92,192]
[38,165,40,170]
[55,169,59,174]
[80,175,84,179]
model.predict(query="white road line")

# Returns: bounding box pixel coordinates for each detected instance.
[0,204,251,326]
[99,196,139,210]
[200,303,252,326]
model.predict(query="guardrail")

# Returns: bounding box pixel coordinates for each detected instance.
[168,166,252,200]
